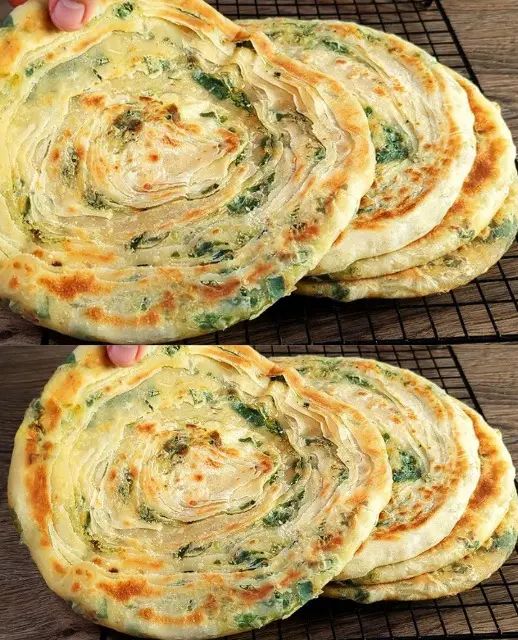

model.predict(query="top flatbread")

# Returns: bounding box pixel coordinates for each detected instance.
[241,18,477,272]
[8,345,391,639]
[0,1,374,342]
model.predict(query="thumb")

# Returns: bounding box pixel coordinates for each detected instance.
[106,345,149,367]
[49,0,96,31]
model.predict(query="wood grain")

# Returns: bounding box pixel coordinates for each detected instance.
[0,346,98,640]
[0,345,516,640]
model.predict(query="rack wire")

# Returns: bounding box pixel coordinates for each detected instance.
[102,344,518,640]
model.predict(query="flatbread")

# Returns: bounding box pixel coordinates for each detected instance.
[343,73,516,279]
[271,356,481,580]
[8,345,391,639]
[298,176,518,302]
[326,494,518,602]
[241,18,477,272]
[0,0,374,343]
[357,403,515,584]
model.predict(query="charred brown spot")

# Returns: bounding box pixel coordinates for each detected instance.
[41,398,62,431]
[98,578,157,603]
[39,273,105,300]
[81,94,105,108]
[53,561,66,575]
[26,464,51,546]
[209,430,222,447]
[166,104,180,122]
[199,278,240,301]
[148,153,160,162]
[8,276,19,290]
[71,582,81,593]
[236,583,274,603]
[138,607,204,625]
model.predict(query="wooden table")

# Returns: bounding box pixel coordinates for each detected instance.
[0,344,516,639]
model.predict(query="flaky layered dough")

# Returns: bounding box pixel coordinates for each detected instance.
[272,356,481,580]
[0,1,374,342]
[8,346,391,640]
[298,177,518,302]
[343,73,516,279]
[241,19,477,271]
[326,494,518,603]
[356,403,515,585]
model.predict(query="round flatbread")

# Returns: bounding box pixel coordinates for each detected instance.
[0,1,374,343]
[271,356,481,580]
[343,73,516,279]
[326,494,518,603]
[241,18,477,272]
[8,345,391,639]
[298,176,518,302]
[356,403,515,584]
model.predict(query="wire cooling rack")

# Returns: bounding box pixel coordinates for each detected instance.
[102,344,518,640]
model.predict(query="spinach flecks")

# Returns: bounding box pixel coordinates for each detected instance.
[321,39,350,55]
[127,231,169,251]
[113,109,143,137]
[117,468,134,499]
[232,549,268,569]
[193,70,253,112]
[85,188,109,210]
[164,346,181,356]
[62,147,79,183]
[266,275,285,301]
[138,504,159,522]
[227,173,275,216]
[189,241,233,263]
[235,613,266,630]
[376,125,409,163]
[263,490,305,527]
[25,60,44,77]
[114,2,133,18]
[231,400,284,436]
[194,312,226,331]
[296,580,313,603]
[392,450,422,483]
[193,70,230,100]
[64,352,76,365]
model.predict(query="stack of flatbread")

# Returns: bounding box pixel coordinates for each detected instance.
[9,346,517,638]
[0,0,515,342]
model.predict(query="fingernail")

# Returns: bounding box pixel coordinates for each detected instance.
[106,345,140,367]
[50,0,86,31]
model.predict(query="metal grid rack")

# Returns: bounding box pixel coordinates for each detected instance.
[102,344,518,640]
[198,0,518,345]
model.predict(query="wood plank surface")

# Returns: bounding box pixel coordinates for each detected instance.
[0,345,516,640]
[453,343,518,459]
[0,346,98,640]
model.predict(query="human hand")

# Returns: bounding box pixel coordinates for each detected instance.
[106,346,149,367]
[8,0,96,31]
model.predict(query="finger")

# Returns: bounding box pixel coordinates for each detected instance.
[106,345,141,367]
[49,0,95,31]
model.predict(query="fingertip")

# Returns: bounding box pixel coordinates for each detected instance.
[49,0,86,31]
[106,345,140,367]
